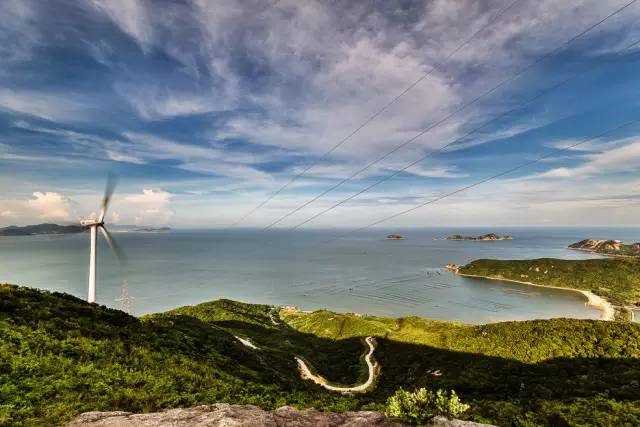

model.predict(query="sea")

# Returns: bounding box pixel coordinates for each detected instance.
[2,227,639,324]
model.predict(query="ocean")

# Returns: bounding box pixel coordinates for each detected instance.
[2,227,639,323]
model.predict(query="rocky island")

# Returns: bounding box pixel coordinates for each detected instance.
[386,234,405,240]
[569,239,640,257]
[446,233,512,241]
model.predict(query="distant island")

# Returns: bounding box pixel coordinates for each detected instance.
[112,225,171,233]
[0,223,85,236]
[0,223,172,237]
[569,239,640,257]
[386,234,405,240]
[446,233,512,241]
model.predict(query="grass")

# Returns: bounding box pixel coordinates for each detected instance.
[2,284,640,426]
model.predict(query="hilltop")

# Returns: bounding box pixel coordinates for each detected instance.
[0,223,85,236]
[569,239,640,257]
[2,284,640,426]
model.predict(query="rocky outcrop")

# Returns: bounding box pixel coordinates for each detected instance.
[568,239,640,257]
[68,404,494,427]
[386,234,406,240]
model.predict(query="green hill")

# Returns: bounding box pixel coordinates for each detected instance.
[2,284,640,426]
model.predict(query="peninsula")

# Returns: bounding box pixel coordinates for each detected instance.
[446,233,512,241]
[452,257,640,321]
[569,239,640,257]
[0,223,85,236]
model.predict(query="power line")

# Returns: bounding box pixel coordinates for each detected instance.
[328,117,640,242]
[287,38,640,229]
[263,0,638,229]
[230,0,524,226]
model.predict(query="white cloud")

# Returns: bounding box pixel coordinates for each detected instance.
[124,189,173,225]
[539,139,640,178]
[0,0,39,67]
[114,84,226,120]
[87,0,152,48]
[27,192,71,220]
[0,89,91,123]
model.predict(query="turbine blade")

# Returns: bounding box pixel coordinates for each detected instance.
[98,173,117,223]
[99,225,127,266]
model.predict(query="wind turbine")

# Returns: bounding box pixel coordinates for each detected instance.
[80,175,126,303]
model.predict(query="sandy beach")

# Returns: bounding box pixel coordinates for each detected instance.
[456,272,615,321]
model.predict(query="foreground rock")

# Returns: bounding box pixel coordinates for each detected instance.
[68,404,493,427]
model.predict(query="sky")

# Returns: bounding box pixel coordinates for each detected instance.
[1,0,640,228]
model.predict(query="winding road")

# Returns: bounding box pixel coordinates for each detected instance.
[295,336,377,393]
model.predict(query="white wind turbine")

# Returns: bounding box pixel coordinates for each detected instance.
[80,175,126,303]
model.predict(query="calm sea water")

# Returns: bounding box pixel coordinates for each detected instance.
[2,227,639,323]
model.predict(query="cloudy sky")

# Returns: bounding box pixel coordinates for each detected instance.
[1,0,640,228]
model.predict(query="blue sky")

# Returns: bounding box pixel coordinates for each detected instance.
[1,0,640,228]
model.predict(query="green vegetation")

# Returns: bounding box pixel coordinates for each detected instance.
[385,388,469,423]
[459,257,640,308]
[3,284,640,426]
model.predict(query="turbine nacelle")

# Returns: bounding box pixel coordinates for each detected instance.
[80,219,104,227]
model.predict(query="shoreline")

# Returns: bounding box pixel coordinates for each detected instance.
[456,272,615,321]
[567,247,640,259]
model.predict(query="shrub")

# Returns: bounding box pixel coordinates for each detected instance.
[385,387,470,424]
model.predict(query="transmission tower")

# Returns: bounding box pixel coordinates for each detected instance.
[115,280,135,314]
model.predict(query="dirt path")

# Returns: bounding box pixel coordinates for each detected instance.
[295,337,377,393]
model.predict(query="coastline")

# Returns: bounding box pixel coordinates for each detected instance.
[567,246,640,259]
[456,271,615,321]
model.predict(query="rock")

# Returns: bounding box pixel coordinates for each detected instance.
[568,239,640,256]
[67,404,494,427]
[386,234,405,240]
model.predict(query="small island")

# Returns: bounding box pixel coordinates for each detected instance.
[0,223,85,237]
[569,239,640,257]
[446,233,512,241]
[386,234,405,240]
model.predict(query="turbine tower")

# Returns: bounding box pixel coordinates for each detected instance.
[80,175,126,303]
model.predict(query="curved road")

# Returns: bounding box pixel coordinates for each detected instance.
[295,336,377,393]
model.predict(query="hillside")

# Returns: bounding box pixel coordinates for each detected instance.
[2,285,640,426]
[0,223,85,236]
[569,239,640,257]
[458,258,640,314]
